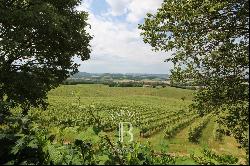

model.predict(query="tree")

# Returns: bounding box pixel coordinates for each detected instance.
[0,0,92,115]
[139,0,249,154]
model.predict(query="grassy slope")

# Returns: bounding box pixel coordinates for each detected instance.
[49,84,194,99]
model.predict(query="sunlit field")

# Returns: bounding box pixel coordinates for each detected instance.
[18,84,244,164]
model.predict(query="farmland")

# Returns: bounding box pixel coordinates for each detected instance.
[3,84,244,164]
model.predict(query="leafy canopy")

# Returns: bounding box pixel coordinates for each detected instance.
[139,0,249,153]
[0,0,92,113]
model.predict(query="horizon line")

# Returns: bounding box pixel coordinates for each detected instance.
[76,71,170,75]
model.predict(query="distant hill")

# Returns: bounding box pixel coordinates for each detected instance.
[70,72,169,80]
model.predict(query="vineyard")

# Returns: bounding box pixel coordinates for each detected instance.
[0,84,246,164]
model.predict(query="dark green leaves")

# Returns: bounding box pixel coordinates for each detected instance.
[139,0,249,155]
[0,0,92,113]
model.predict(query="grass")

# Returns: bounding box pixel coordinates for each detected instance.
[49,84,194,99]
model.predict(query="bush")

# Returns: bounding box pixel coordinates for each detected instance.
[0,114,176,165]
[188,115,210,143]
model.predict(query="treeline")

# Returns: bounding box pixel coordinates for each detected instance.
[170,82,200,90]
[62,80,169,87]
[62,80,198,90]
[62,80,103,85]
[104,82,143,87]
[170,84,197,90]
[104,81,169,88]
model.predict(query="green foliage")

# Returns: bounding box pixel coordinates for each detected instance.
[106,81,144,87]
[139,0,249,153]
[0,85,245,164]
[213,121,224,142]
[140,109,195,138]
[100,136,175,165]
[0,112,176,165]
[0,0,92,114]
[104,81,169,88]
[164,114,198,139]
[191,148,239,165]
[188,115,210,143]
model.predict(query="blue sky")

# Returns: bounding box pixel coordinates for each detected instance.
[76,0,173,74]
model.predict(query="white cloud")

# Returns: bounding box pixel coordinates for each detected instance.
[105,0,131,16]
[75,0,93,12]
[127,0,163,23]
[104,0,163,23]
[76,0,172,74]
[88,13,169,63]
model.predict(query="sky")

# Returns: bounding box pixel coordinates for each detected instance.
[76,0,173,74]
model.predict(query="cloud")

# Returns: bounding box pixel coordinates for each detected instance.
[88,13,169,63]
[75,0,172,74]
[76,0,93,12]
[104,0,163,23]
[105,0,131,16]
[127,0,163,23]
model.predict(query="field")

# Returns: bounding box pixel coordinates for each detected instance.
[4,84,245,164]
